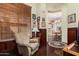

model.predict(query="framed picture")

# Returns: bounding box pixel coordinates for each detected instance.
[32,14,36,20]
[68,13,76,23]
[37,16,40,20]
[37,16,40,29]
[41,17,46,27]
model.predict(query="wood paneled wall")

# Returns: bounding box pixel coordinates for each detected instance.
[0,3,31,40]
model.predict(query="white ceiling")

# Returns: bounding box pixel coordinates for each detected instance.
[48,11,62,20]
[46,3,67,12]
[46,3,66,7]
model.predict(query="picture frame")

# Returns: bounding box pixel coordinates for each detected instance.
[37,16,40,29]
[32,14,36,20]
[32,14,36,29]
[68,13,76,23]
[37,16,40,20]
[41,17,46,27]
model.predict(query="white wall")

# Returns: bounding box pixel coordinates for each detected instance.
[38,3,48,29]
[61,6,68,43]
[47,3,79,43]
[26,3,79,43]
[67,4,78,28]
[61,4,79,43]
[26,3,49,42]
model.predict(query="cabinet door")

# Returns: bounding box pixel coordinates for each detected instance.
[0,42,5,51]
[39,29,47,46]
[68,28,77,45]
[6,41,16,51]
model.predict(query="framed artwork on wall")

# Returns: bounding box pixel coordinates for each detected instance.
[32,14,36,20]
[37,16,40,21]
[37,16,40,29]
[41,17,46,28]
[68,13,76,24]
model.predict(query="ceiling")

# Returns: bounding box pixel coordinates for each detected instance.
[46,3,66,7]
[48,11,62,20]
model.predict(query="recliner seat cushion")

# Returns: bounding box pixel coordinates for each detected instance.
[28,43,39,51]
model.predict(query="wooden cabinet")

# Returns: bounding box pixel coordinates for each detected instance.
[39,29,47,46]
[32,29,47,47]
[0,40,18,55]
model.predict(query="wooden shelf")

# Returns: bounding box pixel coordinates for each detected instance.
[10,23,27,26]
[0,22,27,26]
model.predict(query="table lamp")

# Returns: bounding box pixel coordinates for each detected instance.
[32,27,39,37]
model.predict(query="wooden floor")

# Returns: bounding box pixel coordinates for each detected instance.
[0,44,63,56]
[33,46,47,56]
[33,44,63,56]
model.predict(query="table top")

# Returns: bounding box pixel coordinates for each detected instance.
[63,42,79,56]
[48,41,67,48]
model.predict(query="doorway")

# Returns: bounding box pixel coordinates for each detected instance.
[47,11,62,42]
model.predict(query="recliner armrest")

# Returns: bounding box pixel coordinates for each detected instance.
[30,37,39,43]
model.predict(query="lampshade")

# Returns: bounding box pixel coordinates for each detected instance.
[32,27,39,32]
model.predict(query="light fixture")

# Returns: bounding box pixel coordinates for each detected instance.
[32,27,39,37]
